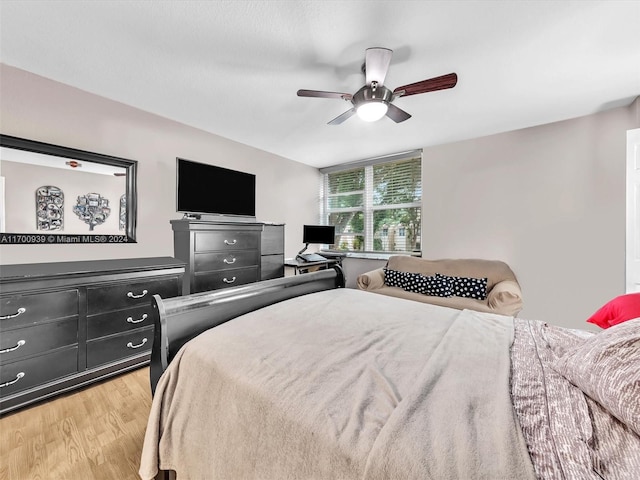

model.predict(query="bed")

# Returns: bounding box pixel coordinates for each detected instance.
[140,267,640,479]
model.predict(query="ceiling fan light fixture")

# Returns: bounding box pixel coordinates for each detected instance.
[297,47,458,125]
[356,101,388,122]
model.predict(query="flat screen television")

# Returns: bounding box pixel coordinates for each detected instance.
[303,225,335,245]
[176,158,256,218]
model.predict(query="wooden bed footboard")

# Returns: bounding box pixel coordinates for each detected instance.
[149,266,345,393]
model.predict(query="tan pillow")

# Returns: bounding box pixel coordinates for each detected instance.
[552,318,640,436]
[487,280,522,309]
[356,269,385,290]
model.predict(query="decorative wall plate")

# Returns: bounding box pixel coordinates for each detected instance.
[119,194,126,230]
[73,193,110,231]
[35,185,64,230]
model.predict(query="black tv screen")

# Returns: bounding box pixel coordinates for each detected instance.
[303,225,335,245]
[176,158,256,217]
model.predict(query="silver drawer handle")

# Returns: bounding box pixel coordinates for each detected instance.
[126,338,148,349]
[223,257,236,264]
[127,289,148,299]
[223,276,236,284]
[224,239,237,245]
[0,307,26,320]
[126,313,148,324]
[0,372,25,388]
[0,339,26,354]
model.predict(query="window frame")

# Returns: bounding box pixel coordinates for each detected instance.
[320,149,422,255]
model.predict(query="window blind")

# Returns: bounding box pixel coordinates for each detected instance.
[321,150,422,253]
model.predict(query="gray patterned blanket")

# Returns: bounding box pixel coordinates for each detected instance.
[511,319,640,479]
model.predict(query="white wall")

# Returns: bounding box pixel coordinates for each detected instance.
[0,64,321,263]
[2,64,638,330]
[421,99,640,329]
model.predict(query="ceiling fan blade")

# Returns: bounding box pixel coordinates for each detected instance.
[393,73,458,97]
[297,89,352,100]
[328,108,356,125]
[385,103,412,123]
[365,47,393,86]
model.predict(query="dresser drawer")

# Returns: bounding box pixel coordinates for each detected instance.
[0,290,78,330]
[194,250,259,272]
[87,305,154,340]
[0,318,78,364]
[193,267,259,293]
[261,224,284,255]
[261,254,285,280]
[194,230,260,252]
[87,276,181,314]
[0,347,78,397]
[86,327,153,369]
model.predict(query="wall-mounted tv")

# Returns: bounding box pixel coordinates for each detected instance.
[176,158,256,218]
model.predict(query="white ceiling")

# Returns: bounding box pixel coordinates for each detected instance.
[1,1,639,169]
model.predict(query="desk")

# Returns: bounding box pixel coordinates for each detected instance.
[284,257,341,275]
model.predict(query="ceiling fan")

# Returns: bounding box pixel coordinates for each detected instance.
[297,47,458,125]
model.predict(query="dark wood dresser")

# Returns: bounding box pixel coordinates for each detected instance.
[171,220,285,294]
[260,224,285,280]
[0,257,184,414]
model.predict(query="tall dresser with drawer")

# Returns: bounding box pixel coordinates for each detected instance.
[171,219,285,294]
[261,223,285,280]
[0,257,184,414]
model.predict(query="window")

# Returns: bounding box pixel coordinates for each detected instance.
[320,150,421,254]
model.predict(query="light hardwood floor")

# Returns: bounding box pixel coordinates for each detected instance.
[0,367,152,480]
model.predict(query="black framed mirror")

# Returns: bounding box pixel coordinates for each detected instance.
[0,134,137,244]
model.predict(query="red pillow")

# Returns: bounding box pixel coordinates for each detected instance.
[586,293,640,328]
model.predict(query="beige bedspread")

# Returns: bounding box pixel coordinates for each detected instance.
[140,288,536,480]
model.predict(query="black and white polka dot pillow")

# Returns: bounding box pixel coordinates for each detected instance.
[384,268,457,298]
[400,272,427,293]
[421,274,454,297]
[401,273,454,297]
[383,268,413,288]
[436,273,488,300]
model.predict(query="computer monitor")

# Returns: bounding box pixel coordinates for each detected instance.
[297,225,335,260]
[302,225,335,245]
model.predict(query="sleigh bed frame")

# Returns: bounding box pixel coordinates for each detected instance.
[141,263,640,480]
[149,266,345,394]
